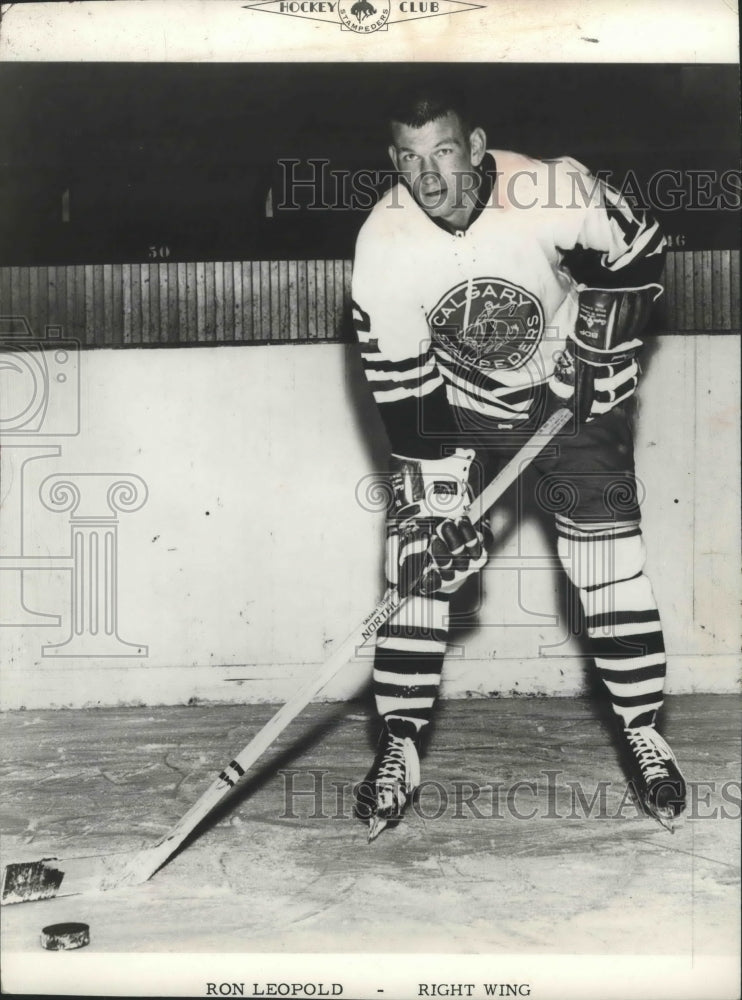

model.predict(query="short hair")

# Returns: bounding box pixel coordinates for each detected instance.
[387,83,473,135]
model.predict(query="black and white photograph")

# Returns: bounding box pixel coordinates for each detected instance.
[0,2,740,997]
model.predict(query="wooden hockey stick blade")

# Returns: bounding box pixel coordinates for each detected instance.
[1,847,161,905]
[2,406,572,904]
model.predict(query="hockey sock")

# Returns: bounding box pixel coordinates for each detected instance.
[556,515,666,727]
[372,592,449,727]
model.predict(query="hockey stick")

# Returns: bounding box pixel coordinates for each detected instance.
[1,406,572,905]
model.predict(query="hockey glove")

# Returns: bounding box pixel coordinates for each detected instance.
[386,449,489,597]
[550,284,662,422]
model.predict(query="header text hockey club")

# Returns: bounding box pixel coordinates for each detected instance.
[244,1,483,33]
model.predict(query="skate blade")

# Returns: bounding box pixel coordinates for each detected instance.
[650,807,686,834]
[368,815,389,842]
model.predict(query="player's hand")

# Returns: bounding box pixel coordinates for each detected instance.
[384,449,489,597]
[549,284,661,422]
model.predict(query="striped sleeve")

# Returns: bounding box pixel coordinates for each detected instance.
[553,157,667,287]
[353,301,442,406]
[351,223,457,458]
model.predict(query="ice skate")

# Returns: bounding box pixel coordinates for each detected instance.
[354,717,422,842]
[624,725,686,832]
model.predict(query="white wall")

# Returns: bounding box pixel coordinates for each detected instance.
[1,335,739,709]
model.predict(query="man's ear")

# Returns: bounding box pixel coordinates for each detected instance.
[469,127,487,167]
[388,144,400,170]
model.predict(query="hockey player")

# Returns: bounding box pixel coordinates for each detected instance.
[351,85,686,840]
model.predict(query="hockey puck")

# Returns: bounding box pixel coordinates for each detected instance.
[40,922,90,951]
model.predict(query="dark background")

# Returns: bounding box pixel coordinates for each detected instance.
[1,62,739,265]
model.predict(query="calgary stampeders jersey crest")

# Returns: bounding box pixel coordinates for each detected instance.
[352,149,665,447]
[429,278,544,373]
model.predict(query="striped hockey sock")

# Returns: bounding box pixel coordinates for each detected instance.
[556,515,666,727]
[373,592,449,728]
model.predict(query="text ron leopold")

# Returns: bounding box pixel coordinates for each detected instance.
[206,986,343,997]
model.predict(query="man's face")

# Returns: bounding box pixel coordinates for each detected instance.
[389,111,486,225]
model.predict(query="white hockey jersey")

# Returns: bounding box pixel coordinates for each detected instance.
[351,150,665,456]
